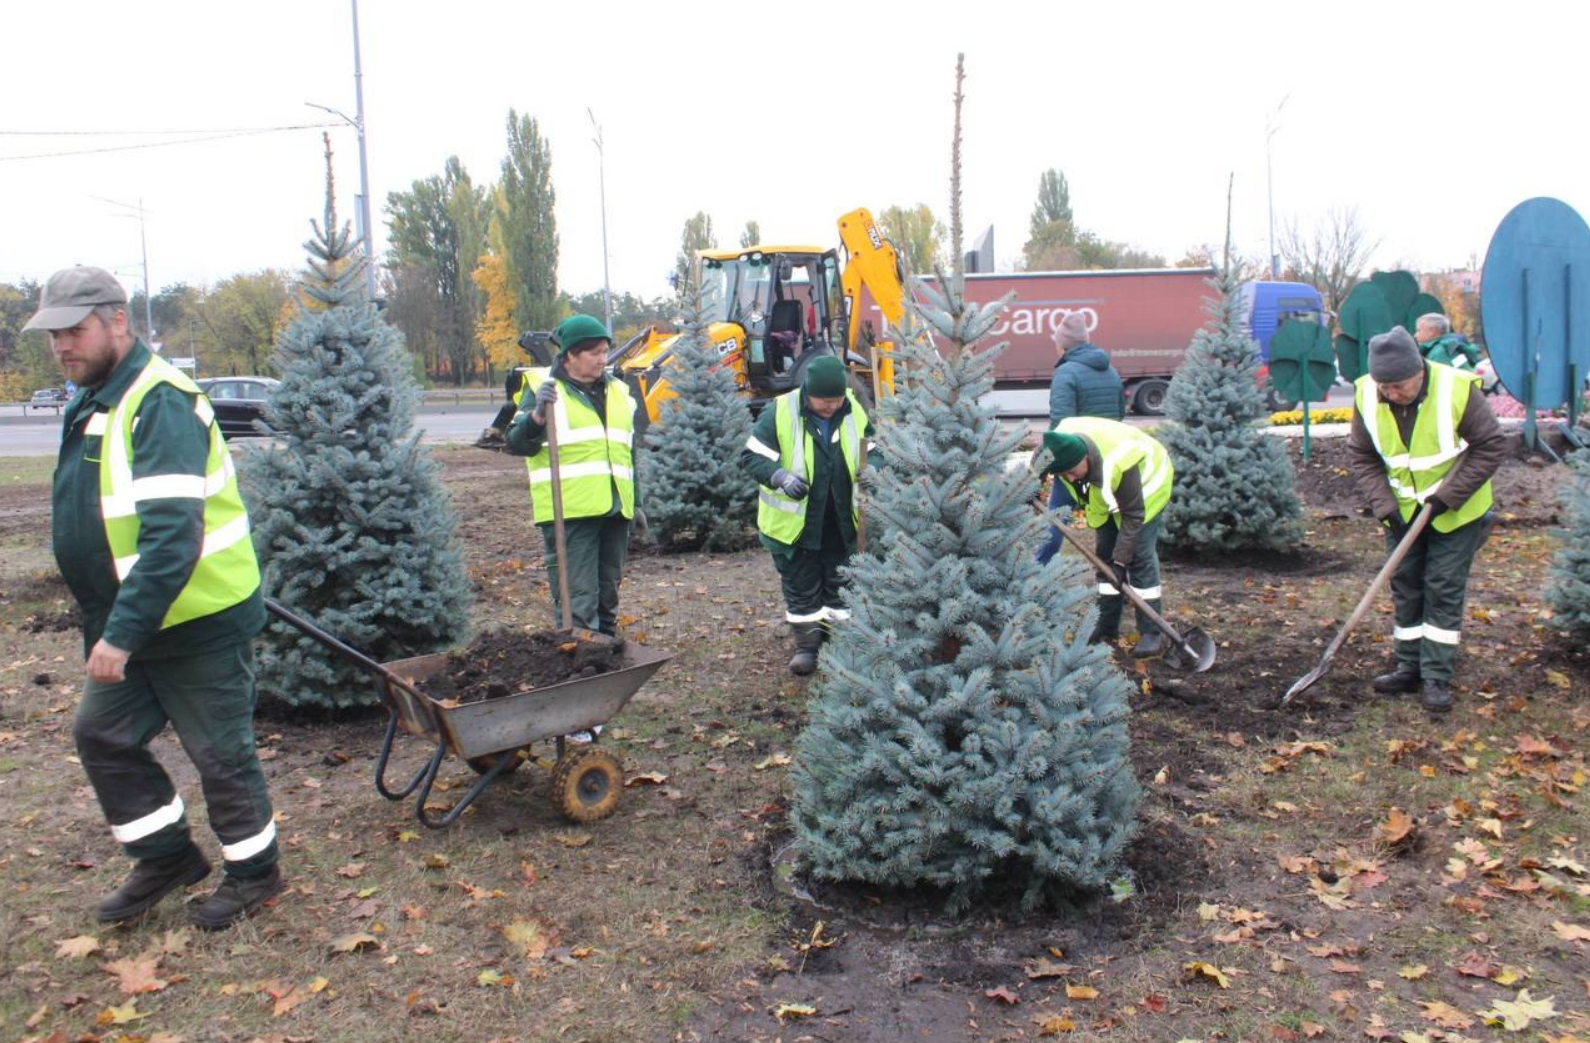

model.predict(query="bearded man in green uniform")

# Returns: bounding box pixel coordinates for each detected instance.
[32,267,280,929]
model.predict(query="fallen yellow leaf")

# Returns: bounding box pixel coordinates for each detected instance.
[1065,984,1099,1000]
[1398,964,1429,980]
[773,1002,817,1022]
[1183,962,1230,988]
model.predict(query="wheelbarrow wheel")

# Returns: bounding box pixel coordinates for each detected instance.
[551,745,623,823]
[467,747,528,776]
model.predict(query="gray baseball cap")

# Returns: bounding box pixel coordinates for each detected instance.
[23,267,128,332]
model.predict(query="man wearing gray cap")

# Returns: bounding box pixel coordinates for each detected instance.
[29,267,281,928]
[1347,325,1507,714]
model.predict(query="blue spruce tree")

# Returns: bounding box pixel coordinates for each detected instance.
[242,143,473,709]
[791,57,1139,910]
[1157,259,1305,552]
[638,279,758,550]
[1546,449,1590,637]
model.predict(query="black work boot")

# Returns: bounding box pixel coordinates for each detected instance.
[97,846,212,923]
[1132,629,1166,658]
[788,623,822,676]
[1372,664,1421,695]
[1420,679,1454,715]
[1088,624,1119,646]
[190,866,284,930]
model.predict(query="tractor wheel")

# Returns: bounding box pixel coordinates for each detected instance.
[550,746,623,823]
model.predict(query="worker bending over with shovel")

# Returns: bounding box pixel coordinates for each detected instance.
[740,356,873,675]
[1040,417,1174,656]
[506,315,638,637]
[1348,327,1506,714]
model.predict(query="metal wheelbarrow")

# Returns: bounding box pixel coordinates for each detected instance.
[266,599,672,829]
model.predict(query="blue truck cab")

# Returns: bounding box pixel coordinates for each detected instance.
[1240,280,1326,360]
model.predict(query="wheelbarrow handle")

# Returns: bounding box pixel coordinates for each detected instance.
[263,597,428,703]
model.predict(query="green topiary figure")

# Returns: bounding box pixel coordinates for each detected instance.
[1546,448,1590,637]
[638,279,759,550]
[1157,262,1306,552]
[790,56,1139,911]
[241,143,473,709]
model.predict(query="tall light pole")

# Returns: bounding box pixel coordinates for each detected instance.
[307,0,377,302]
[1265,93,1289,280]
[588,108,613,334]
[96,196,155,340]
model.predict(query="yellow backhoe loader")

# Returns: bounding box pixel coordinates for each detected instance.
[608,207,908,432]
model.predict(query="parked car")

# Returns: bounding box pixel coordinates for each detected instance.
[198,377,279,437]
[26,387,71,412]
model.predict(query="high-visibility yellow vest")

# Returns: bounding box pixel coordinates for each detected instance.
[1354,362,1491,533]
[521,367,636,524]
[96,354,260,629]
[754,389,868,544]
[1054,416,1173,528]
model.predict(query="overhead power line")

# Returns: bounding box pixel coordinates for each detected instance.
[0,122,343,162]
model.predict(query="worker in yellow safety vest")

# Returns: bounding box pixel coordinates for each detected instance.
[505,314,638,636]
[1347,326,1507,714]
[31,266,281,930]
[1039,416,1174,656]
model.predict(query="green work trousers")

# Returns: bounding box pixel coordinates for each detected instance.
[541,514,631,635]
[1091,514,1164,639]
[73,640,277,878]
[1385,511,1492,682]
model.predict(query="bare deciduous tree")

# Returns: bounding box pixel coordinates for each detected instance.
[1279,205,1381,321]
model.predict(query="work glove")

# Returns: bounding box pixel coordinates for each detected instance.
[1381,512,1410,539]
[1425,497,1449,518]
[1109,561,1129,590]
[532,379,559,422]
[633,508,651,541]
[771,467,809,499]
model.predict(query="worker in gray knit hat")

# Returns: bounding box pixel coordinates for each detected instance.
[1346,326,1508,714]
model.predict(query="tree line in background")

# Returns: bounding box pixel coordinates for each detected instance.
[0,154,1484,401]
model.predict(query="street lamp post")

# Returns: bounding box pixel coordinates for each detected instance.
[1265,93,1289,280]
[308,0,377,302]
[588,108,613,335]
[96,196,155,340]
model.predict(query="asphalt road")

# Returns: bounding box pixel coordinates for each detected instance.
[0,386,1356,458]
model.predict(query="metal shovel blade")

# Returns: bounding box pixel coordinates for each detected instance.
[1278,654,1332,707]
[1163,625,1217,673]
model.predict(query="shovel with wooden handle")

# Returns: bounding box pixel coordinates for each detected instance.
[541,401,614,647]
[1052,521,1217,673]
[1278,500,1437,707]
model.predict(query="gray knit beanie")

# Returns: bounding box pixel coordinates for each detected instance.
[1368,326,1424,383]
[1056,311,1090,350]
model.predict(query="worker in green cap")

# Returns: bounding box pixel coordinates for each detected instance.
[506,314,638,636]
[1038,417,1174,656]
[740,355,874,675]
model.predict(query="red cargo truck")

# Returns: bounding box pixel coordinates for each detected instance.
[857,267,1216,415]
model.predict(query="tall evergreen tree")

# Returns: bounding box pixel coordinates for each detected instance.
[740,219,762,249]
[791,56,1139,911]
[1157,213,1305,552]
[638,279,759,550]
[1030,168,1074,234]
[1546,449,1590,636]
[499,110,560,332]
[385,156,489,385]
[242,143,473,709]
[674,212,716,294]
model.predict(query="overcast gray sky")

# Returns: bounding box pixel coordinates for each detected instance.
[2,0,1580,305]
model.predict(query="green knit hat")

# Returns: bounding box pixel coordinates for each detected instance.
[803,355,848,398]
[1042,431,1089,473]
[554,314,612,356]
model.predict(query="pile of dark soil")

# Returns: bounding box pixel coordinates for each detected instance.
[426,628,624,703]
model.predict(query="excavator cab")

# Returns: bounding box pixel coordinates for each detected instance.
[700,245,848,400]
